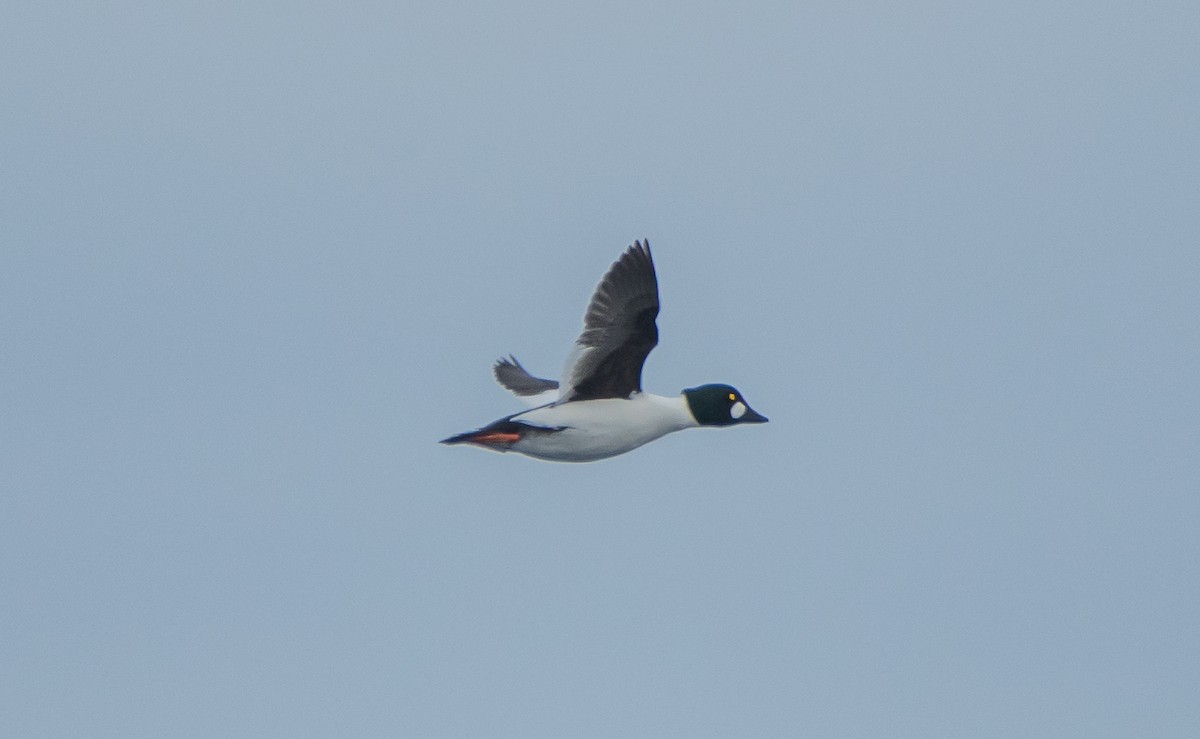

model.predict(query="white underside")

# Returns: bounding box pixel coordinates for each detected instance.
[508,393,698,462]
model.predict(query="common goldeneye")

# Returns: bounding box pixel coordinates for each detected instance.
[441,240,767,462]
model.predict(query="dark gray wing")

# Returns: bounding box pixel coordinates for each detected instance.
[493,355,559,396]
[560,240,660,402]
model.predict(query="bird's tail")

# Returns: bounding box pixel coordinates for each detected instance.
[439,424,524,449]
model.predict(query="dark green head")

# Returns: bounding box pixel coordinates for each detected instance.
[682,384,769,427]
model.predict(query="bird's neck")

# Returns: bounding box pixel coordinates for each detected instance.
[639,393,701,430]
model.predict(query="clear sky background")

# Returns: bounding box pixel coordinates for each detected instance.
[3,2,1198,737]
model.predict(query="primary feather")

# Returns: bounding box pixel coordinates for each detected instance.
[559,240,660,402]
[493,355,559,396]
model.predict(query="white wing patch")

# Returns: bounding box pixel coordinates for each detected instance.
[518,389,559,408]
[559,344,587,401]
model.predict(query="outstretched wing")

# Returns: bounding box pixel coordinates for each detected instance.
[493,355,559,396]
[559,240,660,402]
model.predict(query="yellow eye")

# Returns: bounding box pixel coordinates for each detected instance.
[728,393,737,401]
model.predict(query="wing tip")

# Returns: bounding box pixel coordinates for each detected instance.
[492,354,521,386]
[605,238,656,287]
[493,354,560,396]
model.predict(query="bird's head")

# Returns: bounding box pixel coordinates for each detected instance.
[682,384,769,427]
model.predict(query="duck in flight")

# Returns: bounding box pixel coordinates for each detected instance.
[441,240,767,462]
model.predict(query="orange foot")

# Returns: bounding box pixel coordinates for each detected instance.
[472,431,522,445]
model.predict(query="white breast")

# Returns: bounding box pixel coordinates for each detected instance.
[509,393,698,462]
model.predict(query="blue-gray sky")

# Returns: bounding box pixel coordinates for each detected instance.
[3,2,1198,736]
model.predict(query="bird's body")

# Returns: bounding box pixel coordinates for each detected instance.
[478,394,696,463]
[441,240,767,462]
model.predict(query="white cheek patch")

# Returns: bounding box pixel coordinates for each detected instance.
[730,401,747,420]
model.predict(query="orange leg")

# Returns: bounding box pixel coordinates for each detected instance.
[471,431,522,444]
